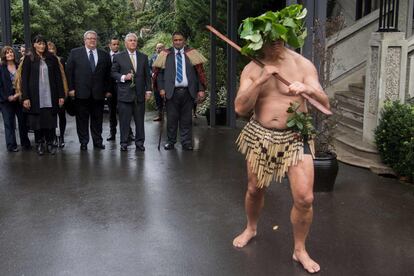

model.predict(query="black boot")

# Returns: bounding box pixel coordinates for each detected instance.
[47,143,57,155]
[58,136,65,148]
[36,143,45,156]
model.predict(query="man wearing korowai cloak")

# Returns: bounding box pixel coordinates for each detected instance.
[232,5,330,274]
[152,31,207,151]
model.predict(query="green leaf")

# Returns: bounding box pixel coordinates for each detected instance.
[283,17,296,28]
[287,28,302,49]
[296,8,307,19]
[244,33,262,43]
[248,40,264,50]
[287,119,296,128]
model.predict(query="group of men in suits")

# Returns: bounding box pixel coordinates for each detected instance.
[65,30,206,152]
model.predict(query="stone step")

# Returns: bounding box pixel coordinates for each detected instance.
[335,142,395,176]
[334,130,381,162]
[335,105,364,124]
[334,125,395,176]
[349,82,365,94]
[334,90,365,112]
[337,120,363,135]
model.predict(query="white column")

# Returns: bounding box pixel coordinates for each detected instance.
[363,32,408,143]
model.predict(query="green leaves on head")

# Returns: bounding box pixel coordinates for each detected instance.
[238,4,307,54]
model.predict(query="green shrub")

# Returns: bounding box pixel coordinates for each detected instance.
[140,32,172,56]
[375,101,414,182]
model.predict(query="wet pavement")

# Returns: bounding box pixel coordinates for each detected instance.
[0,112,413,276]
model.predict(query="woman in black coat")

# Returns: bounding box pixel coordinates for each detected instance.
[0,46,31,152]
[21,35,65,155]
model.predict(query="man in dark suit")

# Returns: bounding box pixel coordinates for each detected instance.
[154,31,207,151]
[106,37,120,141]
[111,33,151,152]
[66,30,112,150]
[106,37,135,142]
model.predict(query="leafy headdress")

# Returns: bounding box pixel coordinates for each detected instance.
[239,4,307,56]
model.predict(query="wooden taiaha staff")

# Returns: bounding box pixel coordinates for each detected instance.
[206,25,333,115]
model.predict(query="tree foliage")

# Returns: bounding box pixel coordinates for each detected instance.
[10,0,136,56]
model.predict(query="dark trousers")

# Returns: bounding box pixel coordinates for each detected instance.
[108,91,118,136]
[0,101,30,150]
[166,88,193,146]
[58,107,66,137]
[154,89,164,112]
[118,100,145,147]
[34,129,55,144]
[75,97,104,145]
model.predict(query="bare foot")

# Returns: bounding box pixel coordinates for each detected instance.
[292,250,320,274]
[232,228,257,248]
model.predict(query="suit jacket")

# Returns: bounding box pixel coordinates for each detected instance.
[20,54,65,114]
[157,47,203,100]
[66,47,111,100]
[0,64,15,103]
[111,50,150,103]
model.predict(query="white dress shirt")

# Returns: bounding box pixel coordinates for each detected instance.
[85,47,98,66]
[110,50,118,62]
[121,50,137,83]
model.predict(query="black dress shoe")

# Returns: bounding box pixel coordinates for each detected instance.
[164,143,175,150]
[106,134,116,141]
[80,144,88,151]
[136,145,145,151]
[120,145,128,151]
[47,144,57,155]
[94,143,105,149]
[182,144,194,151]
[37,143,45,155]
[22,144,32,151]
[8,147,19,152]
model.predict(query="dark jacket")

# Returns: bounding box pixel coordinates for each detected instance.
[156,47,203,100]
[21,54,64,114]
[66,47,111,100]
[0,64,15,103]
[111,50,151,103]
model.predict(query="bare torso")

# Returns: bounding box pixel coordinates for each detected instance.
[248,49,308,129]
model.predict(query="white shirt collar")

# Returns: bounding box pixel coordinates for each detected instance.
[85,47,96,53]
[174,48,183,54]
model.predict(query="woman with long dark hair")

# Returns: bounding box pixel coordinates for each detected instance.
[21,35,65,155]
[0,46,31,152]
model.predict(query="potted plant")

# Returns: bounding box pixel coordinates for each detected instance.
[286,100,338,192]
[197,86,228,125]
[311,100,339,192]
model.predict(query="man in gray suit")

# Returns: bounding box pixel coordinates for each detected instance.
[153,31,207,151]
[111,33,151,152]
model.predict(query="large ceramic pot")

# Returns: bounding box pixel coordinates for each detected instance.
[313,152,338,192]
[205,107,227,126]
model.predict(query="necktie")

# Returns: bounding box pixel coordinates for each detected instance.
[176,51,183,83]
[89,50,95,72]
[130,53,136,72]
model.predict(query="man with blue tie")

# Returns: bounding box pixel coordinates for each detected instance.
[66,30,112,151]
[153,31,207,151]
